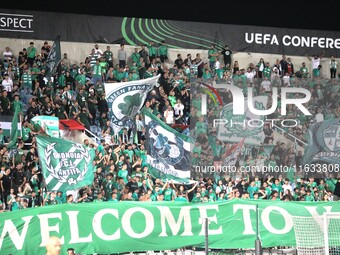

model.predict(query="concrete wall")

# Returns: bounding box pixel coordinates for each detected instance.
[0,38,338,79]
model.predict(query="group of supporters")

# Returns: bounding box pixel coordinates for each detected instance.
[0,40,339,212]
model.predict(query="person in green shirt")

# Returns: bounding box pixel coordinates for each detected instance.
[313,65,322,77]
[304,190,314,201]
[202,68,212,82]
[208,187,217,202]
[300,62,309,78]
[207,44,219,70]
[191,191,203,203]
[0,128,5,145]
[118,164,129,184]
[263,62,271,79]
[26,42,37,66]
[268,178,282,197]
[158,40,168,63]
[30,62,41,81]
[92,59,102,85]
[174,192,188,202]
[109,192,119,202]
[131,48,141,65]
[148,41,158,63]
[143,66,153,79]
[99,57,108,79]
[162,182,175,201]
[247,181,259,199]
[75,68,87,87]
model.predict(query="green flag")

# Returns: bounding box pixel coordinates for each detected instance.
[104,74,160,134]
[7,107,19,149]
[142,107,194,183]
[36,135,94,192]
[46,35,61,81]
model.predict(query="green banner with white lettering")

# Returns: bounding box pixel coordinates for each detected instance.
[1,200,340,255]
[36,135,94,192]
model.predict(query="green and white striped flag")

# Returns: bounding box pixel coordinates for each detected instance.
[36,135,94,192]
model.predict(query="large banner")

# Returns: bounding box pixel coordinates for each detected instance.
[36,135,94,192]
[303,118,340,165]
[142,107,194,183]
[104,75,160,133]
[1,9,340,56]
[0,200,340,255]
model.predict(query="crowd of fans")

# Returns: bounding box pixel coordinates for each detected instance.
[0,40,339,213]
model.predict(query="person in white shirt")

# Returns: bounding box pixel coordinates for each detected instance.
[282,178,293,194]
[164,105,174,125]
[245,67,255,84]
[3,46,13,69]
[1,73,13,98]
[260,77,271,93]
[94,44,103,56]
[214,59,221,76]
[173,99,184,124]
[329,55,338,79]
[315,107,324,122]
[307,52,324,77]
[282,72,291,87]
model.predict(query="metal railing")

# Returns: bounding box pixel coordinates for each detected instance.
[272,124,307,147]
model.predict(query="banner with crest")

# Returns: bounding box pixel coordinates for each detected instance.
[104,74,160,134]
[303,118,340,165]
[36,135,94,192]
[142,108,194,183]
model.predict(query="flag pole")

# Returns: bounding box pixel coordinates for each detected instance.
[205,218,209,255]
[255,204,262,255]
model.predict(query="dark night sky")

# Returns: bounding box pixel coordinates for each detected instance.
[3,0,340,32]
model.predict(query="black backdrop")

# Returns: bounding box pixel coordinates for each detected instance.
[1,8,340,57]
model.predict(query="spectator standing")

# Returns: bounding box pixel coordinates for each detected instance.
[40,41,51,62]
[148,41,158,63]
[88,49,98,67]
[307,52,324,77]
[158,40,168,63]
[131,47,141,66]
[3,46,13,69]
[220,45,233,67]
[329,56,338,79]
[300,62,309,78]
[286,57,294,76]
[103,46,114,68]
[61,53,71,70]
[118,43,127,68]
[94,44,103,57]
[208,44,219,71]
[280,55,288,76]
[139,45,149,65]
[26,42,37,67]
